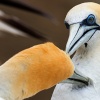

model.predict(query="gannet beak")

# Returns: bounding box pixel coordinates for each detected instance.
[61,69,93,86]
[66,23,98,56]
[64,23,96,85]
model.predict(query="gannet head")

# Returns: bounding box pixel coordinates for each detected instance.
[65,2,100,55]
[63,2,100,86]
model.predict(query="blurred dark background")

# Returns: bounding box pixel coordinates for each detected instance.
[0,0,100,100]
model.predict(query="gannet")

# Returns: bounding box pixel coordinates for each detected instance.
[51,2,100,100]
[0,42,74,100]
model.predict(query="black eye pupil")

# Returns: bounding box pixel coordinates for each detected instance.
[87,14,95,25]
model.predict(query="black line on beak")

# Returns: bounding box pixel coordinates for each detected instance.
[68,78,89,85]
[68,71,89,85]
[88,30,97,42]
[68,27,98,53]
[69,24,81,46]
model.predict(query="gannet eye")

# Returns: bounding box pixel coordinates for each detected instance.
[86,14,95,25]
[64,21,70,29]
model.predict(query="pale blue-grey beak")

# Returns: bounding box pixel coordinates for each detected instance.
[62,23,96,86]
[66,23,97,55]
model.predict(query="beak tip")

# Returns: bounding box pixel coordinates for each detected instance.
[65,46,70,54]
[66,45,74,56]
[66,49,73,56]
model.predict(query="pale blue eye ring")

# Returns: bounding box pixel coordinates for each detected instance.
[86,14,95,25]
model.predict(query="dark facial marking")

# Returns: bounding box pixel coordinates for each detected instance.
[85,43,88,48]
[81,14,98,26]
[64,21,70,29]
